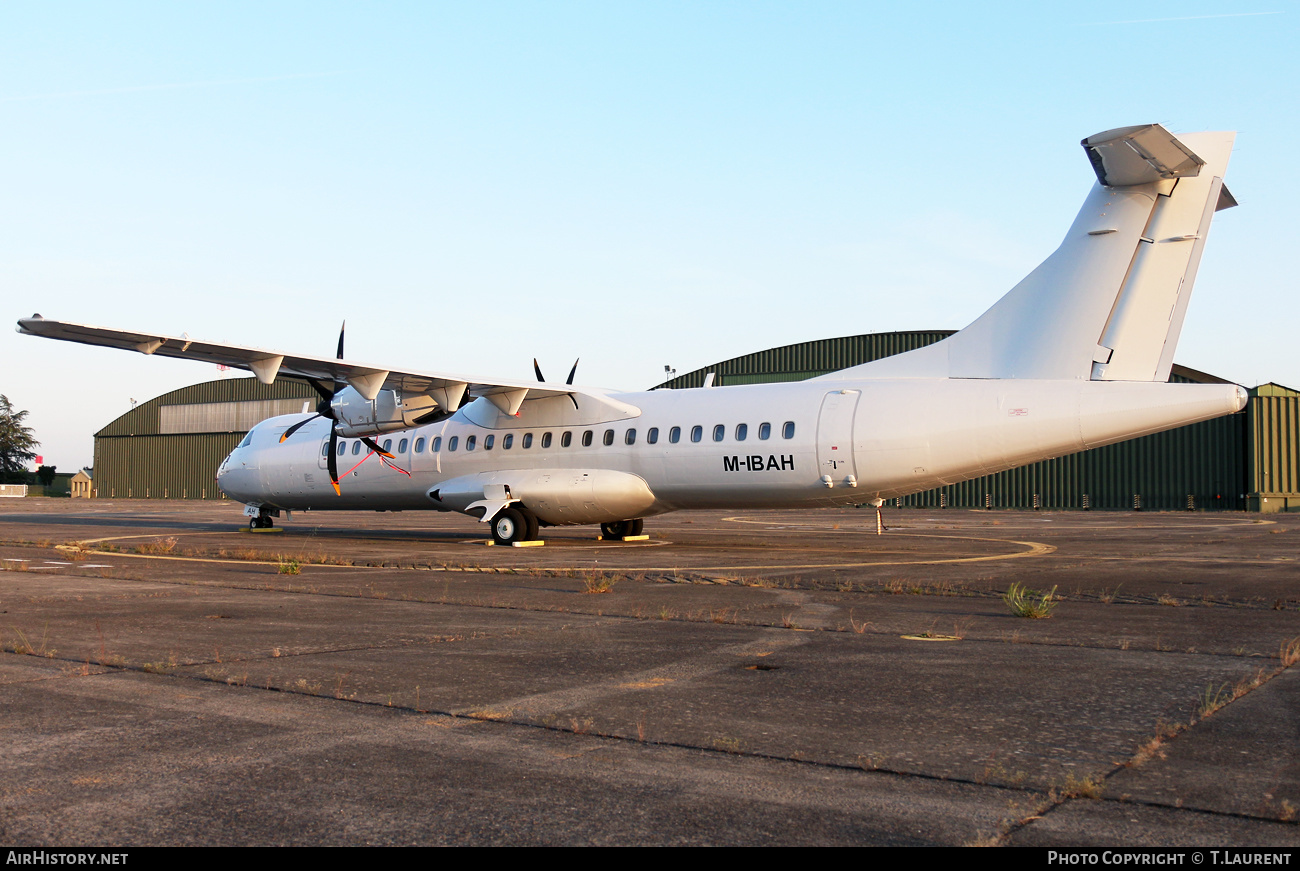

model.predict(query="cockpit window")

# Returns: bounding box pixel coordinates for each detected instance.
[238,432,254,449]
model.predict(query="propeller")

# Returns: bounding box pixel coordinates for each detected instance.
[278,322,393,495]
[533,357,580,408]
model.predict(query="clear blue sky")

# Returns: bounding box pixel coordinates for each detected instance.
[3,2,1295,470]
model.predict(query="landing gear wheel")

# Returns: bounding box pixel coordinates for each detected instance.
[601,519,643,539]
[250,514,274,530]
[249,518,259,530]
[524,510,540,542]
[491,507,528,545]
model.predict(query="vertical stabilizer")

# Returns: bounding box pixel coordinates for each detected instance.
[1089,130,1236,382]
[827,125,1236,382]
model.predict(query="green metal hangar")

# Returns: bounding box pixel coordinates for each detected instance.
[93,378,317,501]
[92,331,1300,512]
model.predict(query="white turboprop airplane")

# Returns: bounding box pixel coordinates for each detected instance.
[19,124,1246,544]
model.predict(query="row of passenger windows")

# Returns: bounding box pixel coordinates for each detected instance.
[323,421,797,457]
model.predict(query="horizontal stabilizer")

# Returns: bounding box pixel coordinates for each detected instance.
[1083,124,1204,187]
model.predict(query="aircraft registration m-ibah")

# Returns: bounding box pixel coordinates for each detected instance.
[20,124,1246,544]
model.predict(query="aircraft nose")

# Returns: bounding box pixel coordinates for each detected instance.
[216,447,258,501]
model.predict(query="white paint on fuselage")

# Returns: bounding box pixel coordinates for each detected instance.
[217,377,1247,522]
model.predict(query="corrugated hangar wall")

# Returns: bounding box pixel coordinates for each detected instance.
[93,379,318,500]
[658,332,1300,512]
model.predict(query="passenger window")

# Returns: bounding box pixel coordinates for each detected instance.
[669,426,681,444]
[503,434,514,449]
[783,421,796,439]
[338,441,347,455]
[603,429,614,446]
[647,427,658,445]
[448,436,459,452]
[691,425,702,443]
[382,439,392,453]
[352,441,362,455]
[522,433,533,449]
[713,425,724,442]
[398,438,408,453]
[561,431,572,448]
[466,435,477,451]
[414,437,425,453]
[582,430,593,447]
[432,436,442,452]
[625,428,636,445]
[758,422,771,440]
[321,443,329,457]
[735,424,747,441]
[484,434,494,450]
[541,432,553,448]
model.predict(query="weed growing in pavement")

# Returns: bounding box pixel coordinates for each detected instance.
[1053,772,1103,800]
[10,625,56,657]
[1196,682,1233,719]
[141,652,179,674]
[581,570,617,594]
[277,556,302,575]
[1280,637,1300,667]
[1003,582,1058,619]
[135,537,178,555]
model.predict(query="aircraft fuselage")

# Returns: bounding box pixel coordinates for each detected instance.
[217,377,1246,526]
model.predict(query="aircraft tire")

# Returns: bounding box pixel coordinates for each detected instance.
[491,507,527,545]
[601,519,641,539]
[523,510,540,541]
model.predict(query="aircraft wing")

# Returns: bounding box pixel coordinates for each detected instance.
[16,315,594,417]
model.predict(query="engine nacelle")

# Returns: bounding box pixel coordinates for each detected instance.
[332,387,446,437]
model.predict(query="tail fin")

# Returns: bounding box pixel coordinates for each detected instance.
[831,124,1236,382]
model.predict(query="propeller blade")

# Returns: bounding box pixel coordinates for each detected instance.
[360,436,395,459]
[305,377,335,404]
[327,427,340,495]
[336,321,346,361]
[566,358,579,385]
[279,414,321,443]
[533,358,545,382]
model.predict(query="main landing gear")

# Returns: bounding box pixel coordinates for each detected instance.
[600,519,643,539]
[490,506,541,545]
[249,515,274,530]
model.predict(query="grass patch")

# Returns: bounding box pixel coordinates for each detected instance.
[1280,637,1300,667]
[1003,582,1059,619]
[1196,682,1232,719]
[277,556,302,575]
[581,570,617,594]
[135,537,178,555]
[1054,772,1103,800]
